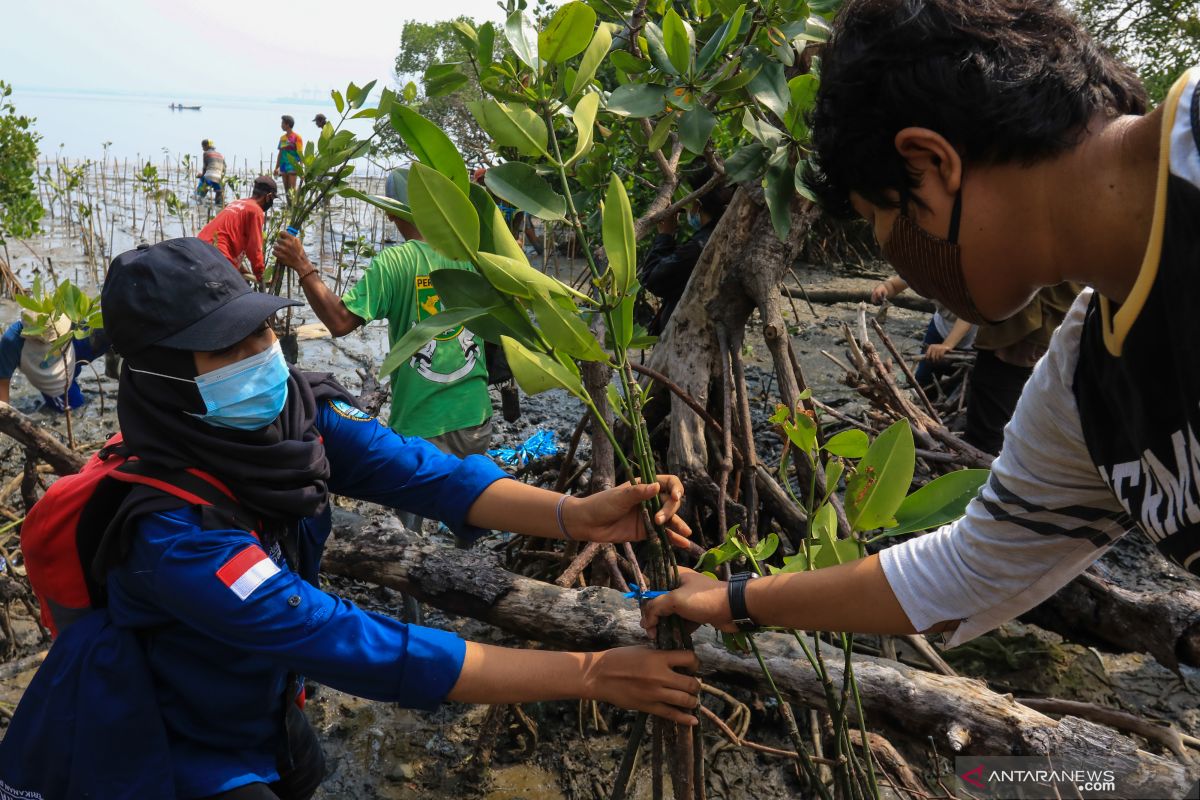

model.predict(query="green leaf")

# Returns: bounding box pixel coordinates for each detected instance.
[380,307,495,377]
[429,269,542,348]
[606,83,667,118]
[484,162,567,221]
[742,110,784,149]
[695,4,745,74]
[610,51,651,73]
[570,24,612,98]
[389,107,469,194]
[746,51,788,119]
[642,22,679,76]
[468,100,549,158]
[475,21,495,65]
[476,252,583,302]
[879,469,990,539]
[13,293,43,313]
[764,145,793,240]
[469,183,525,262]
[751,532,779,561]
[823,429,869,459]
[602,174,636,297]
[777,550,810,573]
[794,160,817,203]
[539,2,597,64]
[825,459,844,494]
[506,10,539,69]
[330,89,345,114]
[812,538,862,569]
[348,79,376,109]
[451,20,478,48]
[845,419,916,532]
[338,186,413,223]
[710,65,759,93]
[662,7,695,76]
[784,74,818,138]
[529,291,608,361]
[678,105,716,153]
[425,69,469,98]
[502,336,586,400]
[781,409,817,454]
[566,91,600,167]
[724,143,770,183]
[647,114,673,153]
[408,163,479,262]
[810,503,837,555]
[609,291,636,352]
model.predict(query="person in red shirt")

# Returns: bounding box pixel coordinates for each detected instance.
[197,176,277,282]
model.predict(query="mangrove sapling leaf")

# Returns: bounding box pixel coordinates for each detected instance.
[647,115,674,154]
[695,4,745,74]
[390,107,469,194]
[710,65,760,94]
[780,408,817,455]
[408,164,479,263]
[845,419,916,532]
[742,110,784,149]
[812,539,862,569]
[379,307,497,377]
[566,92,600,167]
[724,144,771,183]
[331,89,345,114]
[679,106,717,153]
[451,19,478,48]
[764,145,794,240]
[784,74,819,138]
[475,251,587,303]
[608,292,636,352]
[467,100,550,158]
[824,459,845,498]
[483,162,568,221]
[337,187,413,223]
[505,9,539,69]
[570,24,612,98]
[529,290,609,362]
[642,22,679,76]
[539,2,597,64]
[605,83,669,118]
[752,532,780,562]
[602,174,637,297]
[662,7,695,76]
[477,22,496,65]
[606,384,633,426]
[823,429,868,459]
[745,51,789,120]
[794,161,818,203]
[609,51,651,74]
[469,185,526,262]
[430,270,542,348]
[874,468,990,540]
[501,335,587,400]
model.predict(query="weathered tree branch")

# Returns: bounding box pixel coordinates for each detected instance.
[0,402,85,475]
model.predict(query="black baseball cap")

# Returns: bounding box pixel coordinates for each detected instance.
[102,238,299,356]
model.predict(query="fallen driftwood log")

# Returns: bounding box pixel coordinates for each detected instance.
[0,402,85,475]
[784,287,935,314]
[321,521,1199,798]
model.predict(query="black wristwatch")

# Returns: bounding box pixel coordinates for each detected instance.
[727,572,759,632]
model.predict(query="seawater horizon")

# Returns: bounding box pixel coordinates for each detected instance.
[12,84,380,169]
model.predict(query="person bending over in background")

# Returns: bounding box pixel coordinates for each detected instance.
[195,139,226,205]
[0,313,107,412]
[198,175,277,283]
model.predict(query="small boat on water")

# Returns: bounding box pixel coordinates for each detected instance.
[169,103,202,110]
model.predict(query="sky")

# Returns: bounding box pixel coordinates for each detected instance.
[0,0,509,100]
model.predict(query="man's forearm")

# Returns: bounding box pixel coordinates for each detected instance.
[295,271,363,336]
[745,554,930,634]
[466,479,568,539]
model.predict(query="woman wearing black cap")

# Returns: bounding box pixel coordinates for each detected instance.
[47,238,699,799]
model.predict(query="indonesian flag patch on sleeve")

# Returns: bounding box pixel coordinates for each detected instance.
[216,545,281,600]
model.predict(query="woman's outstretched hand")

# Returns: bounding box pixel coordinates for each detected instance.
[564,475,692,548]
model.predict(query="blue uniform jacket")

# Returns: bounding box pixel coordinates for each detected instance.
[102,397,508,798]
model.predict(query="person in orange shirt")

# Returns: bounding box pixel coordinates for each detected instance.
[197,176,278,282]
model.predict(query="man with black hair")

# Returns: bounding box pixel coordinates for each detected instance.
[198,176,278,282]
[275,115,303,194]
[644,0,1200,652]
[638,170,729,335]
[311,113,326,131]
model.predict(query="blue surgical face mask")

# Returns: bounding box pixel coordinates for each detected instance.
[687,212,702,231]
[131,341,290,431]
[191,341,290,430]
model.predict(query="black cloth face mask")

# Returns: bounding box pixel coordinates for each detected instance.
[881,190,989,325]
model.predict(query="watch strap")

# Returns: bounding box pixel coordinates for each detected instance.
[728,572,758,632]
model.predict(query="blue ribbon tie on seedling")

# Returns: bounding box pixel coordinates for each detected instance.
[622,584,668,603]
[286,225,300,236]
[488,429,559,467]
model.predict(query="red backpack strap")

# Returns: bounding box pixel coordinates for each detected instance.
[107,460,258,534]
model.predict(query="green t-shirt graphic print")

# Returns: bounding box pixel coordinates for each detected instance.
[342,240,491,438]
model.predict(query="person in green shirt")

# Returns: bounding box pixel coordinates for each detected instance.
[273,168,493,467]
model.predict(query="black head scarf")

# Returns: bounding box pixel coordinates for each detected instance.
[118,344,351,525]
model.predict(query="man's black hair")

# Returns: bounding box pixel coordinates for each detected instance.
[805,0,1147,217]
[281,114,295,129]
